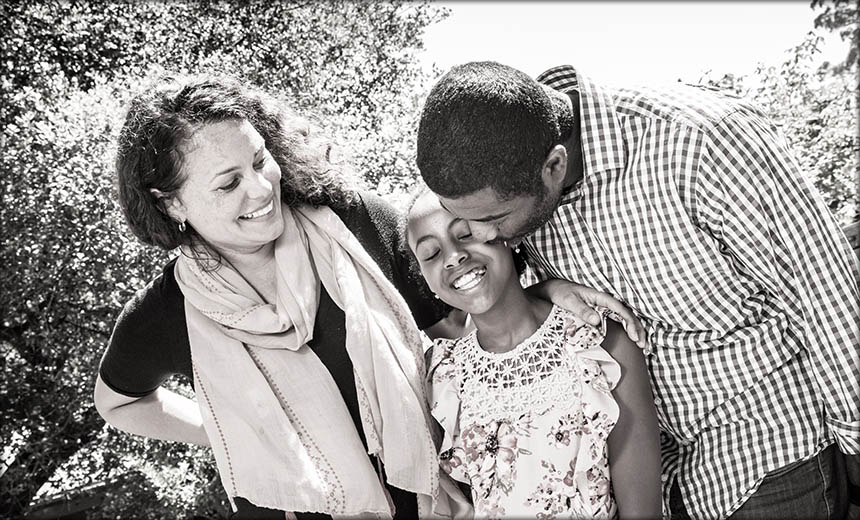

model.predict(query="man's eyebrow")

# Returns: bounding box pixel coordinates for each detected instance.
[438,199,510,223]
[471,211,510,223]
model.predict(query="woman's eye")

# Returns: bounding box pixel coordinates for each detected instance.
[253,153,269,170]
[458,233,472,240]
[422,250,440,262]
[219,178,240,191]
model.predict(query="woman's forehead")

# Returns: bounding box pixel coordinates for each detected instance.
[186,119,256,147]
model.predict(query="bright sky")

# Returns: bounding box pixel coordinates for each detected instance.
[420,1,848,87]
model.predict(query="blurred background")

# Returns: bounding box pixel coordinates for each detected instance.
[1,1,857,518]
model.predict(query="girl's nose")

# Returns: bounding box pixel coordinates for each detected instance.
[444,249,469,269]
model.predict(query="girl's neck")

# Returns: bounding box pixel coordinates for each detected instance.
[471,286,553,354]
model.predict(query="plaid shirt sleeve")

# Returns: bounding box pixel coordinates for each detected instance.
[695,105,860,453]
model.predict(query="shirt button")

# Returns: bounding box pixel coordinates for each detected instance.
[654,397,662,406]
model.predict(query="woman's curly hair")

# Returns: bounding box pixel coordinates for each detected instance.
[115,73,359,251]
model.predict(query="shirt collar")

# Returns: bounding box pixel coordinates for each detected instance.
[537,65,627,181]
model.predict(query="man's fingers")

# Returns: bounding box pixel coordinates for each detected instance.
[626,321,649,350]
[585,290,647,346]
[566,295,601,326]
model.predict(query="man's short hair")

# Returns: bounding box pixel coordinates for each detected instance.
[416,61,561,200]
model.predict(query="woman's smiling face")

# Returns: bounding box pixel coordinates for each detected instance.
[164,119,284,256]
[407,190,519,315]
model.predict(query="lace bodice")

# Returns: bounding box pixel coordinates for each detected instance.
[455,305,590,425]
[428,305,621,519]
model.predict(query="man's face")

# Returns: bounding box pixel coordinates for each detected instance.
[437,183,562,247]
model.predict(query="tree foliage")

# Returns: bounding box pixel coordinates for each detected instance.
[811,0,859,69]
[698,2,858,225]
[0,1,445,517]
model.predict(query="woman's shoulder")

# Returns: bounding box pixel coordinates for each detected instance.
[556,305,630,349]
[332,190,401,233]
[331,190,399,263]
[426,333,475,380]
[428,335,463,368]
[101,257,192,395]
[113,257,188,342]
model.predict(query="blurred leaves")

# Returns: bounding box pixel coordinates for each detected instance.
[811,0,859,69]
[0,1,445,517]
[698,15,858,226]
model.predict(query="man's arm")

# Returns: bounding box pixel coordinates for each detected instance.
[525,279,648,350]
[696,108,860,452]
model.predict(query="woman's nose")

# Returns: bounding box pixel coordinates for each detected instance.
[444,249,469,269]
[245,170,273,199]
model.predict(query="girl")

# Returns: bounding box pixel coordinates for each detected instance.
[406,189,662,519]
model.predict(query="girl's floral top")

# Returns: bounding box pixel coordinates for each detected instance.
[427,305,621,519]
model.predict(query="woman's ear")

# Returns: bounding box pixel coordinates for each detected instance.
[150,188,186,223]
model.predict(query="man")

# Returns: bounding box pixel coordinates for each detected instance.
[416,61,859,519]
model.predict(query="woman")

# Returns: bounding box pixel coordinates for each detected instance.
[93,74,645,519]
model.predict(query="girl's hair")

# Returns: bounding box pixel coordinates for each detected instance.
[116,73,358,251]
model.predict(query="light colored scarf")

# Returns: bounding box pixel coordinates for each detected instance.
[175,203,468,518]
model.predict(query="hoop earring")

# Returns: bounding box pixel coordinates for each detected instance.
[178,221,186,233]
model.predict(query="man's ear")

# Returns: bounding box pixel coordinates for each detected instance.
[541,145,568,192]
[150,188,186,223]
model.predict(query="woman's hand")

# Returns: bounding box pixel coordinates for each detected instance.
[525,279,648,350]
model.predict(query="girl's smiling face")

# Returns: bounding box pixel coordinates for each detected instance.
[407,190,520,316]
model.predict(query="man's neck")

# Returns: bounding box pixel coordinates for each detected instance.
[562,90,585,190]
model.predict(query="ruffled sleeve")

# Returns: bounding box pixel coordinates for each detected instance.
[563,306,622,393]
[425,338,470,484]
[562,307,622,515]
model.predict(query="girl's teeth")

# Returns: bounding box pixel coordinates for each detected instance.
[453,267,486,290]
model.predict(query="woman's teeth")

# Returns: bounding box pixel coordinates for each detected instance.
[452,267,486,290]
[239,200,274,220]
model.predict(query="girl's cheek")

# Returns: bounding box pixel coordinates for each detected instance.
[420,265,443,294]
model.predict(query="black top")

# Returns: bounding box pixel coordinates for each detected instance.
[100,191,446,397]
[98,192,448,518]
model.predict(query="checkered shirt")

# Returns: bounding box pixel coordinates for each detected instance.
[525,64,860,519]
